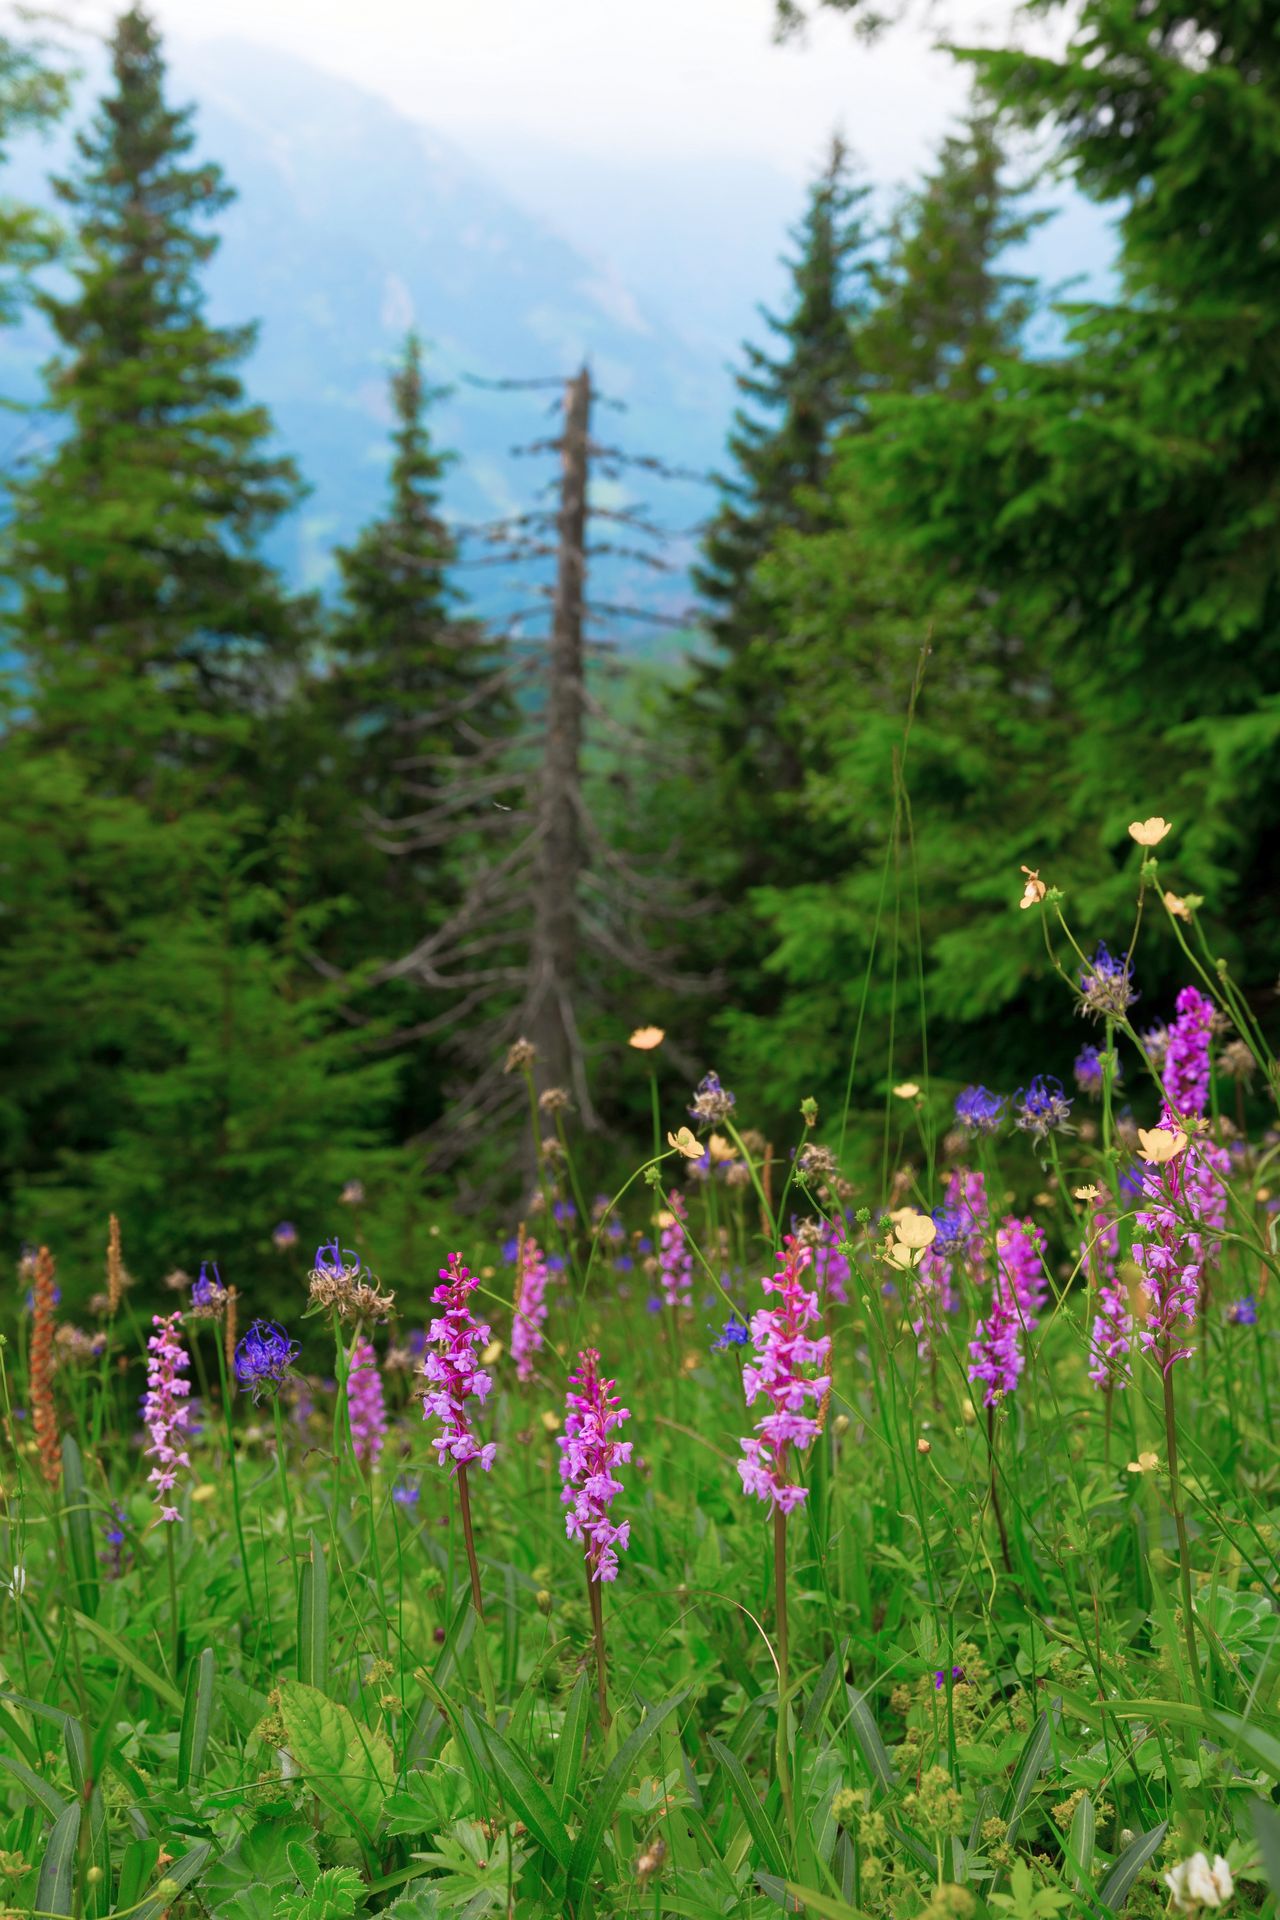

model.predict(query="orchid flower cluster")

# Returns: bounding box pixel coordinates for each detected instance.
[1084,1204,1131,1390]
[558,1348,632,1581]
[967,1215,1045,1406]
[512,1233,550,1382]
[142,1313,192,1524]
[348,1339,387,1466]
[738,1238,831,1514]
[658,1190,693,1309]
[422,1252,497,1472]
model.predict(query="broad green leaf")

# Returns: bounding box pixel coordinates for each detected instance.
[177,1646,216,1790]
[565,1689,686,1908]
[277,1679,395,1843]
[34,1802,79,1919]
[465,1707,573,1869]
[707,1735,788,1879]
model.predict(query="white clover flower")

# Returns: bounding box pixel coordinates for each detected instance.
[1164,1852,1233,1912]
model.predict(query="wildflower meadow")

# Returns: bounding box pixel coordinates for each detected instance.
[4,825,1280,1920]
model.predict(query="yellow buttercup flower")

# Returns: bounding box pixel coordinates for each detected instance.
[1018,865,1047,909]
[629,1026,665,1051]
[1137,1125,1187,1165]
[1128,816,1171,847]
[893,1081,920,1099]
[666,1126,702,1159]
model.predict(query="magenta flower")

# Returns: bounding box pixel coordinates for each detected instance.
[348,1338,387,1467]
[142,1313,192,1524]
[1162,985,1216,1119]
[422,1252,497,1472]
[968,1273,1024,1407]
[512,1235,549,1383]
[1132,1106,1229,1367]
[738,1238,831,1515]
[658,1190,693,1309]
[1084,1205,1131,1391]
[996,1216,1048,1328]
[810,1219,850,1305]
[559,1349,632,1581]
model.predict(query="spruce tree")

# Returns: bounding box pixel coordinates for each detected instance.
[670,137,875,1019]
[7,3,304,789]
[318,332,509,963]
[701,112,1048,1122]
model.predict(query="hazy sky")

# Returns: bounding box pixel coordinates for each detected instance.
[141,0,1008,186]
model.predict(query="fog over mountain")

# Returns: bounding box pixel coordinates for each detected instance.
[0,33,1115,614]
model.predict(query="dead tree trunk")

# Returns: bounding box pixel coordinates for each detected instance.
[526,366,591,1113]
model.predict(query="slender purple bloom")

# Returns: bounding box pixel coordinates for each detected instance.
[348,1338,387,1467]
[689,1070,735,1127]
[1229,1297,1258,1326]
[1163,985,1216,1120]
[189,1260,227,1316]
[512,1234,549,1382]
[712,1314,750,1351]
[996,1216,1048,1328]
[1131,1108,1226,1369]
[422,1253,496,1472]
[913,1171,989,1357]
[142,1313,191,1523]
[272,1221,298,1251]
[1073,1045,1115,1097]
[809,1218,851,1304]
[558,1349,632,1581]
[658,1191,693,1309]
[737,1239,831,1515]
[1084,1205,1131,1391]
[968,1275,1024,1407]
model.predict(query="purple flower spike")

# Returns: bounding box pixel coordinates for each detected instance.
[659,1192,693,1309]
[512,1235,549,1383]
[422,1253,496,1472]
[348,1339,387,1467]
[737,1238,831,1515]
[1162,986,1216,1120]
[143,1313,191,1523]
[559,1349,632,1582]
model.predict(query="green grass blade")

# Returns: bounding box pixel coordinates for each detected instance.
[565,1689,686,1908]
[177,1647,216,1790]
[465,1708,573,1870]
[1097,1821,1169,1912]
[60,1435,100,1618]
[845,1687,896,1796]
[126,1841,213,1920]
[800,1642,846,1742]
[783,1881,877,1920]
[707,1735,789,1879]
[0,1752,69,1821]
[551,1671,590,1814]
[1251,1796,1280,1896]
[34,1801,80,1918]
[1066,1792,1095,1891]
[297,1531,328,1692]
[70,1611,183,1710]
[1001,1702,1058,1841]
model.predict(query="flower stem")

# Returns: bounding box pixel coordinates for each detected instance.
[1160,1353,1202,1695]
[773,1506,795,1842]
[585,1554,610,1729]
[271,1396,300,1572]
[986,1407,1012,1574]
[213,1333,256,1618]
[456,1464,497,1721]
